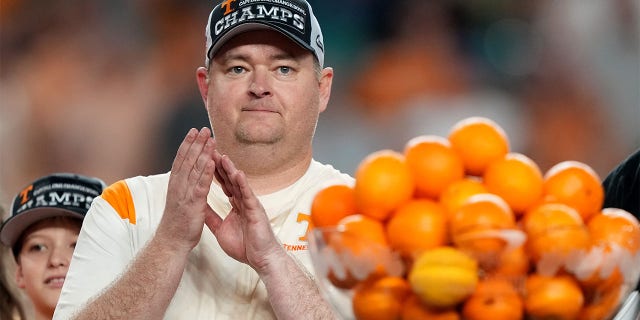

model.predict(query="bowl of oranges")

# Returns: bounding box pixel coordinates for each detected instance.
[308,116,640,320]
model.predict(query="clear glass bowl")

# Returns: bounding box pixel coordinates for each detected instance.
[308,226,640,320]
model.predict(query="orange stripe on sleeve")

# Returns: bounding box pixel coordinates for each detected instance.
[101,180,137,225]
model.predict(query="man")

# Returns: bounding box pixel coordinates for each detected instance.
[0,173,106,320]
[602,148,640,219]
[602,148,640,294]
[53,0,353,319]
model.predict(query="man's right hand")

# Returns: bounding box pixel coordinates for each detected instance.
[156,127,218,253]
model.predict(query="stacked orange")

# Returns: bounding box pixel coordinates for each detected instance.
[309,116,640,320]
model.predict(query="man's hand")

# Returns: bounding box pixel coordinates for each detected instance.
[204,152,339,319]
[68,128,220,320]
[204,152,285,273]
[157,127,218,253]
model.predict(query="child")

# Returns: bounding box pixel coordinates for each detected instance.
[0,173,105,320]
[1,226,27,320]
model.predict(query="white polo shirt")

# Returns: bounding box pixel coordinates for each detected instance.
[54,160,353,319]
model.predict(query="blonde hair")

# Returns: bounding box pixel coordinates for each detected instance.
[1,205,27,320]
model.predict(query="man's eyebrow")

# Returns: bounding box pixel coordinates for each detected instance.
[271,52,299,62]
[219,52,250,63]
[220,51,299,63]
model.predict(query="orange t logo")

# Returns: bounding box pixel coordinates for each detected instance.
[296,213,312,242]
[221,0,236,15]
[19,185,33,204]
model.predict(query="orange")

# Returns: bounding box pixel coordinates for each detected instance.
[310,184,357,228]
[401,294,460,320]
[326,270,360,290]
[524,273,585,320]
[386,199,448,260]
[483,153,544,214]
[578,285,624,320]
[542,161,604,221]
[462,278,524,320]
[354,150,415,221]
[438,177,487,217]
[404,135,465,199]
[578,266,624,294]
[528,227,591,274]
[449,193,517,261]
[578,208,640,289]
[449,193,516,235]
[521,203,590,266]
[587,208,640,253]
[521,203,585,238]
[490,245,531,279]
[352,276,411,320]
[327,215,391,287]
[310,226,362,289]
[575,267,624,319]
[336,214,389,247]
[448,116,510,176]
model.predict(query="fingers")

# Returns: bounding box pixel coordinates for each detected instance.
[188,136,215,194]
[171,128,198,173]
[216,155,262,213]
[204,210,223,232]
[170,128,213,197]
[213,150,233,197]
[192,138,216,199]
[159,127,217,250]
[221,155,242,198]
[214,154,239,198]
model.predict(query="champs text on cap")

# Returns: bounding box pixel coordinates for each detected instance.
[204,0,324,67]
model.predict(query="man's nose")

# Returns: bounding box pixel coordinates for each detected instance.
[249,69,272,97]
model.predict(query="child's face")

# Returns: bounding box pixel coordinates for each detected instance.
[15,218,81,317]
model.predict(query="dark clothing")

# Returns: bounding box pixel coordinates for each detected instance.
[602,148,640,292]
[602,148,640,218]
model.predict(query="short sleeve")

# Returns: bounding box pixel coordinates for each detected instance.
[53,196,136,319]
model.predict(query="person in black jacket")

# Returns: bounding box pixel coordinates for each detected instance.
[602,147,640,293]
[602,148,640,219]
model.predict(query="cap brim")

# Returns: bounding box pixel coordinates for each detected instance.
[0,207,84,248]
[207,22,313,63]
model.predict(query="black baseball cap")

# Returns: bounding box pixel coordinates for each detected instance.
[0,173,106,253]
[204,0,324,67]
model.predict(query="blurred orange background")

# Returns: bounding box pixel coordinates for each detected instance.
[1,0,638,207]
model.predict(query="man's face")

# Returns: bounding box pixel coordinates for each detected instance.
[200,29,332,157]
[15,218,81,317]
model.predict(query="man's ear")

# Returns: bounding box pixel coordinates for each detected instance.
[318,67,334,113]
[196,67,210,107]
[15,264,26,289]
